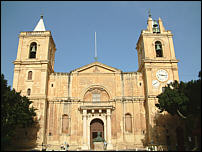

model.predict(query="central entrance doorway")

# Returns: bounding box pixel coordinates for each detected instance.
[90,118,104,149]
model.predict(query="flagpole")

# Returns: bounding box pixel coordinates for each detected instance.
[94,32,97,61]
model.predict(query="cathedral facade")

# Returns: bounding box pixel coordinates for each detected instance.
[13,15,180,150]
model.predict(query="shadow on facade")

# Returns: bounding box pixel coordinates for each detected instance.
[141,113,186,151]
[7,121,40,151]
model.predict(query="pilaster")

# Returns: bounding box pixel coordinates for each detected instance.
[82,109,88,150]
[107,109,113,150]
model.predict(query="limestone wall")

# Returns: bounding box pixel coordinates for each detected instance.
[47,73,69,100]
[46,70,146,150]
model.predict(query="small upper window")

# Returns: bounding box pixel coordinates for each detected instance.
[29,42,37,58]
[28,71,32,80]
[27,88,31,96]
[155,41,163,57]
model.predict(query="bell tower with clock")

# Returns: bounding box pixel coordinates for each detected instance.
[136,14,179,144]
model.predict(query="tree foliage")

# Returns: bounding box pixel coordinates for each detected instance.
[155,71,201,150]
[156,71,201,118]
[1,74,37,150]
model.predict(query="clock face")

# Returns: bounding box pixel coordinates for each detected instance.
[152,80,160,88]
[156,69,168,82]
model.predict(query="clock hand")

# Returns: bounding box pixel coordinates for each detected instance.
[153,81,158,85]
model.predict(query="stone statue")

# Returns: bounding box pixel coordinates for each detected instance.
[93,132,104,142]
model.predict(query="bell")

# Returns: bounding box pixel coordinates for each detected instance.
[153,20,158,27]
[156,44,161,51]
[31,45,36,52]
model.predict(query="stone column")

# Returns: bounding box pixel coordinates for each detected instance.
[88,124,90,149]
[82,109,88,150]
[107,109,113,150]
[104,121,107,142]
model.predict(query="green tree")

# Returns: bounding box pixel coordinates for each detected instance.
[155,80,189,118]
[156,71,201,118]
[1,74,37,150]
[155,71,201,150]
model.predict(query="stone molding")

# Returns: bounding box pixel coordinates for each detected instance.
[71,61,122,74]
[19,31,52,37]
[143,59,179,63]
[13,60,49,65]
[79,105,114,111]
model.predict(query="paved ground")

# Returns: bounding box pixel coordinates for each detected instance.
[52,149,147,151]
[29,147,148,151]
[43,149,147,151]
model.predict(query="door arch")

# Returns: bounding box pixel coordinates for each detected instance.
[90,118,104,149]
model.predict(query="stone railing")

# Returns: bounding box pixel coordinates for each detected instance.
[20,31,51,37]
[81,101,113,107]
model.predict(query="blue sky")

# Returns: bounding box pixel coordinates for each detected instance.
[1,1,201,88]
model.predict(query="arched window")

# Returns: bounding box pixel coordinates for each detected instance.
[62,114,69,134]
[28,71,32,80]
[27,88,31,96]
[84,87,110,102]
[155,41,163,57]
[125,113,132,133]
[29,42,37,58]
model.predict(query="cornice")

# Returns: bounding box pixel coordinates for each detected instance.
[143,59,179,63]
[13,60,49,65]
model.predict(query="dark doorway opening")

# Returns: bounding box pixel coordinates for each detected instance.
[90,118,104,149]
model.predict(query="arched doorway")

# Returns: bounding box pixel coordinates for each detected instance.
[90,118,104,149]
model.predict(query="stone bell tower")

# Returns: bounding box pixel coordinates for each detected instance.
[136,13,179,145]
[12,15,56,146]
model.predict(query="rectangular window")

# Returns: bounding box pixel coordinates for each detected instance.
[28,71,32,80]
[92,93,100,102]
[125,114,132,133]
[62,115,69,134]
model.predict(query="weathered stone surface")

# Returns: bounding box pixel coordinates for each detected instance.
[94,142,104,151]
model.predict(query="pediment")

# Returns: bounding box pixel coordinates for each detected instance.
[71,61,121,74]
